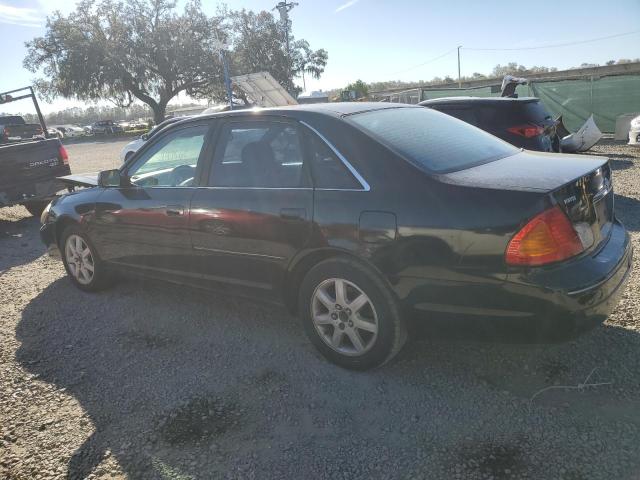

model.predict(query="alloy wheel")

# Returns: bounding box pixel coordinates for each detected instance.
[311,278,379,356]
[64,234,95,285]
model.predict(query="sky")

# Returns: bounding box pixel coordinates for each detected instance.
[0,0,639,114]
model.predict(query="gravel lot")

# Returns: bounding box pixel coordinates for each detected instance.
[1,139,639,480]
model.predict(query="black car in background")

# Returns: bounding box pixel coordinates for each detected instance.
[420,97,560,152]
[91,120,124,135]
[40,103,631,369]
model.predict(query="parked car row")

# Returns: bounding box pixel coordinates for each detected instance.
[44,103,632,370]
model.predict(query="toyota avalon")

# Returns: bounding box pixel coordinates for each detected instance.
[40,103,632,369]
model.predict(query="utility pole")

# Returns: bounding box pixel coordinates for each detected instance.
[457,45,462,88]
[273,1,298,92]
[214,33,233,110]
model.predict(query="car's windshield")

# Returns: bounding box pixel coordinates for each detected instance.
[350,107,519,173]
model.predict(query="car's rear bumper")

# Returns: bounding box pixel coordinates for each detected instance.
[400,220,632,339]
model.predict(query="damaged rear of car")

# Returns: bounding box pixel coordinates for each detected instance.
[419,97,561,152]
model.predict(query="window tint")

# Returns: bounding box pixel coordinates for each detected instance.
[307,132,361,189]
[210,121,306,188]
[476,101,553,126]
[128,125,208,187]
[350,107,518,173]
[433,106,478,126]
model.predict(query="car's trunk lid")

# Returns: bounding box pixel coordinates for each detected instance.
[440,150,613,252]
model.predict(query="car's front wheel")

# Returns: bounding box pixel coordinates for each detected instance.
[299,257,407,370]
[61,226,112,292]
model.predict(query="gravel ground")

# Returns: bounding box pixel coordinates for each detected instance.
[1,139,639,480]
[65,138,132,172]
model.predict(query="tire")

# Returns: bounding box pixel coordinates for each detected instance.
[60,225,113,292]
[23,201,49,218]
[299,257,407,370]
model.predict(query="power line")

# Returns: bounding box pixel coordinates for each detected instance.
[389,47,457,76]
[464,30,640,51]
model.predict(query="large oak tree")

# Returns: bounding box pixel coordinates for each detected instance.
[24,1,329,120]
[24,0,226,123]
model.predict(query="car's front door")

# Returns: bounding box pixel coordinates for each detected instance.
[91,122,212,275]
[189,117,314,295]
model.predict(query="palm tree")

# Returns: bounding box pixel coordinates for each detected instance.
[293,40,328,92]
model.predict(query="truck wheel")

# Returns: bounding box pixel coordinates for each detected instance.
[299,257,407,370]
[24,201,49,218]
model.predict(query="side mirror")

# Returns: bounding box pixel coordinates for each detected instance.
[98,169,125,187]
[141,133,149,140]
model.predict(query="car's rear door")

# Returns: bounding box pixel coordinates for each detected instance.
[189,116,314,295]
[91,120,214,274]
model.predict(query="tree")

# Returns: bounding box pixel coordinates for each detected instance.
[218,9,327,103]
[344,80,369,99]
[292,40,328,92]
[24,0,226,123]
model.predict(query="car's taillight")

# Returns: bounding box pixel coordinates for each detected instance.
[505,206,584,266]
[59,145,69,165]
[507,124,544,138]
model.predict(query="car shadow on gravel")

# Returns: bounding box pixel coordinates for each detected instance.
[14,277,640,479]
[0,210,45,273]
[615,194,640,231]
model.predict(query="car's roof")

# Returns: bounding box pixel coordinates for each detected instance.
[188,102,413,122]
[419,96,539,106]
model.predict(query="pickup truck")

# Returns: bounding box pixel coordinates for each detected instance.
[0,115,44,143]
[0,87,71,217]
[0,138,71,216]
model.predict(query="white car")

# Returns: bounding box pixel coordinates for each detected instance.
[629,114,640,145]
[120,136,146,162]
[54,125,85,138]
[120,116,188,162]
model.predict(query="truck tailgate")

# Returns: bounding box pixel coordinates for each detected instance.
[0,138,71,205]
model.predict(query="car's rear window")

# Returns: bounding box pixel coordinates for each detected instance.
[0,116,25,125]
[476,101,553,126]
[349,107,518,173]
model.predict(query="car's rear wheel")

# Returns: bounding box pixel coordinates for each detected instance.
[61,226,112,292]
[23,201,49,218]
[299,257,407,370]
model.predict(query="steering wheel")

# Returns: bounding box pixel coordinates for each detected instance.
[170,165,195,187]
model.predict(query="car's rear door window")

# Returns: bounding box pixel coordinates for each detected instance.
[209,120,308,188]
[350,107,518,173]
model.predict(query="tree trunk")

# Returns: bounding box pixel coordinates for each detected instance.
[152,104,166,124]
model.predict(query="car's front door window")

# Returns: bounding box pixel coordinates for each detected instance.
[209,120,307,188]
[128,125,209,187]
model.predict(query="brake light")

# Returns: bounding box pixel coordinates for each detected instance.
[505,206,584,266]
[507,124,544,138]
[59,145,69,165]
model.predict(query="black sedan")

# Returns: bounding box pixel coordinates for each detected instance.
[40,103,632,370]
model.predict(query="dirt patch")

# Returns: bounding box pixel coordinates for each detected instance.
[120,329,176,349]
[539,360,569,383]
[457,438,527,479]
[157,396,241,445]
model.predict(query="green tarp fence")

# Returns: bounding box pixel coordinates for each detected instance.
[416,74,640,133]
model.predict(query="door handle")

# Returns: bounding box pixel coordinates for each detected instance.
[166,205,185,216]
[280,208,306,221]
